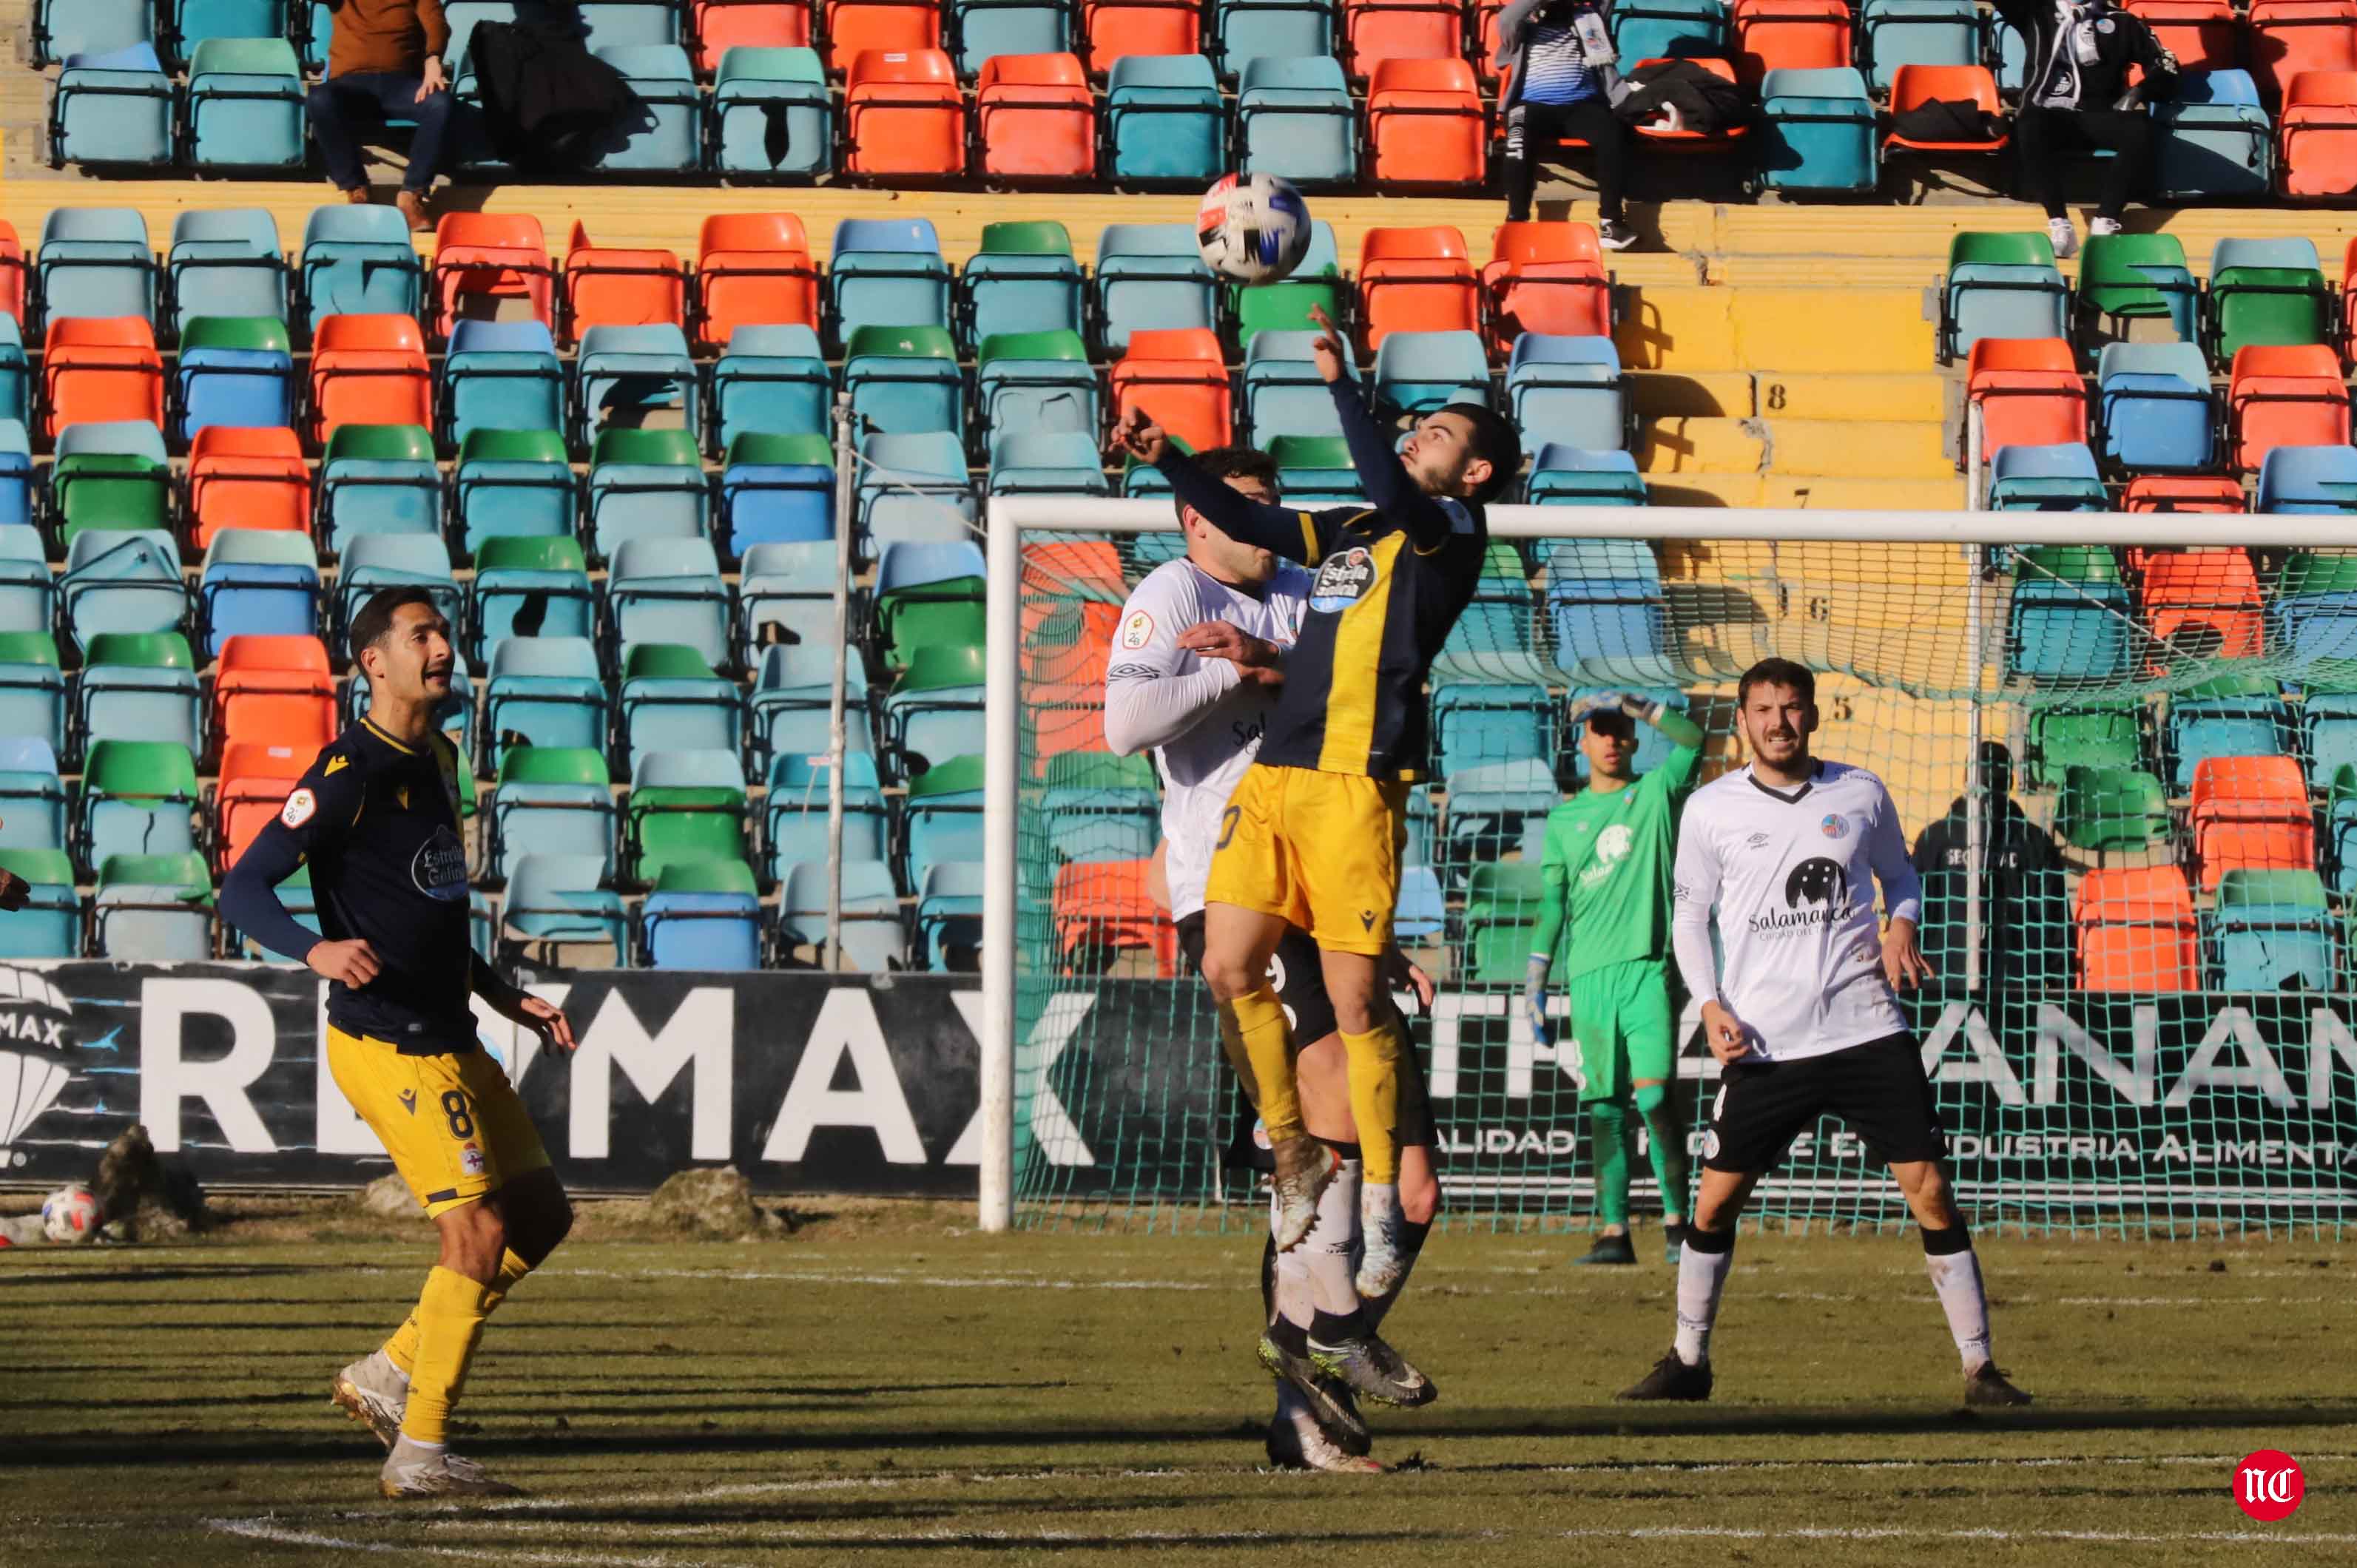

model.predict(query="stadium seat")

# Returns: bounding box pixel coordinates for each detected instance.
[1052,857,1176,975]
[2270,548,2357,664]
[308,313,432,446]
[0,223,21,328]
[1036,750,1159,868]
[762,737,886,882]
[624,748,750,885]
[2207,868,2333,990]
[41,317,163,441]
[641,859,764,970]
[1445,766,1558,884]
[1263,433,1360,502]
[2191,754,2314,889]
[1507,335,1629,453]
[1096,224,1221,354]
[2250,0,2357,108]
[0,848,80,957]
[300,205,425,332]
[1545,541,1670,685]
[1109,328,1233,456]
[2057,761,2170,851]
[1366,58,1488,188]
[2094,342,2214,472]
[617,641,745,774]
[975,53,1096,180]
[2076,865,2198,991]
[2156,69,2275,199]
[2166,672,2291,790]
[1525,443,1646,506]
[489,748,618,884]
[576,0,684,47]
[1236,55,1360,186]
[186,38,306,170]
[742,548,848,685]
[1434,680,1554,780]
[605,535,732,669]
[2141,549,2265,671]
[695,214,821,354]
[430,213,555,340]
[1240,328,1349,445]
[2279,67,2357,196]
[977,330,1099,444]
[721,432,835,558]
[2307,699,2357,794]
[482,639,610,774]
[468,535,597,663]
[2207,236,2332,361]
[1882,64,2006,159]
[48,419,169,550]
[594,45,703,172]
[2127,0,2236,71]
[93,851,214,962]
[711,325,831,453]
[1359,226,1480,353]
[0,737,69,853]
[1939,232,2068,363]
[1987,442,2107,510]
[858,430,978,550]
[187,427,309,550]
[2125,474,2247,511]
[1966,337,2087,466]
[2228,342,2350,473]
[0,328,23,440]
[576,323,702,447]
[843,48,967,177]
[2076,232,2199,348]
[1085,0,1203,68]
[712,46,834,177]
[0,517,54,636]
[559,227,687,349]
[31,0,153,67]
[989,426,1108,491]
[451,428,573,558]
[877,541,989,672]
[1627,54,1753,151]
[1230,220,1343,351]
[1105,55,1225,183]
[911,859,986,972]
[34,209,158,334]
[175,315,295,441]
[1344,0,1464,75]
[2006,544,2132,682]
[2027,697,2143,788]
[842,324,965,438]
[885,646,988,774]
[900,751,988,888]
[334,533,459,653]
[168,210,289,338]
[213,739,311,869]
[1734,0,1852,82]
[0,633,67,761]
[1215,0,1339,72]
[1759,67,1878,192]
[314,424,440,553]
[0,419,24,529]
[825,0,943,69]
[829,218,955,348]
[439,320,564,450]
[502,851,630,965]
[60,529,184,654]
[1859,0,1979,90]
[1481,223,1611,357]
[198,530,320,657]
[1611,0,1728,58]
[50,44,175,169]
[695,2,815,72]
[777,858,906,970]
[2257,444,2357,517]
[75,738,200,874]
[961,221,1085,351]
[588,428,711,560]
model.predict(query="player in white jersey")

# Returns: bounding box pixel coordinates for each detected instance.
[1104,447,1440,1473]
[1619,659,2032,1409]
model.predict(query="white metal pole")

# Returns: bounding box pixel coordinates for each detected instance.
[978,496,1025,1233]
[1963,403,1986,995]
[823,396,855,973]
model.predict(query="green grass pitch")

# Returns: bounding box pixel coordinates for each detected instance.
[3,1206,2351,1565]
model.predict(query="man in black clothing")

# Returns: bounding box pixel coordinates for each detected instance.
[1910,743,2070,993]
[218,587,575,1500]
[1993,0,2179,258]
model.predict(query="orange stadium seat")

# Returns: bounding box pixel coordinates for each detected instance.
[694,212,820,352]
[430,213,555,340]
[1366,58,1488,188]
[2278,69,2357,197]
[1346,0,1468,78]
[1630,57,1752,149]
[39,317,164,438]
[2125,475,2247,511]
[976,53,1097,180]
[692,1,813,74]
[825,0,943,72]
[1053,858,1177,976]
[2075,866,2199,991]
[2191,754,2314,889]
[844,49,967,177]
[187,427,311,550]
[2249,0,2357,107]
[560,223,687,345]
[1885,65,2008,153]
[215,740,313,871]
[2141,550,2265,663]
[1021,541,1127,685]
[0,220,23,324]
[1474,0,1510,81]
[1110,328,1233,453]
[2123,0,2238,74]
[1030,680,1111,766]
[1733,0,1853,85]
[2228,342,2350,472]
[212,635,337,757]
[1359,226,1481,352]
[1085,0,1204,67]
[2344,235,2357,346]
[308,313,433,445]
[1482,221,1612,355]
[1966,337,2087,456]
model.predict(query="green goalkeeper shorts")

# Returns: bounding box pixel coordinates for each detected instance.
[1565,958,1676,1105]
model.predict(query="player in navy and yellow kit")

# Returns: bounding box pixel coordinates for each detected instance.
[1113,305,1520,1297]
[218,587,576,1499]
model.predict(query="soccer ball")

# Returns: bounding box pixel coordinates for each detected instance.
[41,1183,100,1244]
[1196,172,1314,285]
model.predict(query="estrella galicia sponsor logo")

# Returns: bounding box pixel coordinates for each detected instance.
[1308,547,1377,614]
[1750,856,1851,935]
[412,827,471,902]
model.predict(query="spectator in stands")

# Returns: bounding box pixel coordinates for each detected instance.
[1993,0,2179,260]
[1910,743,2069,993]
[306,0,456,233]
[1494,0,1639,251]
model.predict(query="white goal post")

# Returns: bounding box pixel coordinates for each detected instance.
[977,501,2357,1232]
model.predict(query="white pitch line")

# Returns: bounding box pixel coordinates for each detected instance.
[1563,1526,2357,1546]
[204,1516,698,1567]
[547,1267,1219,1291]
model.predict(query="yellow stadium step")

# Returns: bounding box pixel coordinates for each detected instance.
[1628,371,1753,419]
[1639,417,1950,479]
[1756,373,1945,424]
[1616,285,1931,373]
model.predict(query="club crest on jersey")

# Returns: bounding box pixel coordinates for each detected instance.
[460,1143,485,1175]
[1821,813,1849,839]
[1578,822,1636,888]
[280,788,317,828]
[1309,547,1377,613]
[411,827,470,902]
[1120,609,1156,649]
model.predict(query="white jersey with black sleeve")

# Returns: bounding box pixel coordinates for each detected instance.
[1670,760,1925,1063]
[1102,559,1312,921]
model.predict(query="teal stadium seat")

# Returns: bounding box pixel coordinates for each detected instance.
[33,0,152,67]
[841,324,965,437]
[1526,443,1647,505]
[186,38,307,171]
[1243,328,1352,445]
[1759,67,1878,193]
[61,530,185,655]
[1375,330,1491,419]
[334,534,462,650]
[957,0,1073,71]
[588,428,710,559]
[168,209,289,337]
[1214,0,1338,75]
[576,323,702,447]
[168,0,290,66]
[1858,0,1978,92]
[317,424,441,552]
[300,205,425,332]
[484,639,612,772]
[960,221,1086,345]
[604,537,734,671]
[763,748,888,884]
[712,324,832,448]
[0,634,67,760]
[50,44,175,169]
[1106,55,1226,183]
[93,851,213,962]
[468,535,597,663]
[779,859,906,970]
[740,541,842,672]
[616,641,745,774]
[712,47,834,178]
[0,522,52,635]
[1508,335,1630,452]
[0,738,68,853]
[1940,232,2069,363]
[503,851,630,964]
[1237,56,1358,187]
[827,219,954,350]
[977,329,1098,443]
[1613,0,1729,60]
[442,320,565,448]
[0,848,80,958]
[2155,70,2273,201]
[35,209,158,331]
[858,430,978,551]
[490,748,618,884]
[1987,442,2108,510]
[454,428,575,558]
[1095,223,1220,354]
[595,45,703,172]
[989,430,1110,496]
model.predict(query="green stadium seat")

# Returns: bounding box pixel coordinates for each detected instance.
[623,748,749,884]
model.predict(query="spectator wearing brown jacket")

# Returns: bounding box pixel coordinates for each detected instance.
[306,0,456,232]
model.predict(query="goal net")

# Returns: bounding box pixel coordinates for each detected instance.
[979,501,2357,1239]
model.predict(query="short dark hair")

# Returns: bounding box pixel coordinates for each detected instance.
[1175,445,1281,525]
[1439,402,1523,504]
[350,587,445,663]
[1736,658,1816,708]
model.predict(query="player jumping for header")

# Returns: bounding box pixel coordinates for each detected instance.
[1617,658,2031,1408]
[1113,305,1520,1296]
[220,587,579,1496]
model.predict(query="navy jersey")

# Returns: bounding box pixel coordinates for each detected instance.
[220,717,476,1052]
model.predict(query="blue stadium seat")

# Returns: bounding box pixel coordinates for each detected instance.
[468,535,596,664]
[1395,863,1446,939]
[1375,330,1490,419]
[988,430,1110,496]
[0,633,66,760]
[721,432,834,560]
[442,320,565,448]
[594,45,704,172]
[1242,328,1352,446]
[712,47,833,178]
[74,631,201,761]
[0,331,24,432]
[976,329,1097,443]
[875,541,988,669]
[2155,70,2273,201]
[841,325,965,437]
[712,323,832,450]
[1036,752,1159,867]
[0,848,80,957]
[1214,0,1337,75]
[960,221,1085,346]
[778,859,906,970]
[605,538,733,671]
[884,648,988,775]
[587,428,711,560]
[35,209,158,332]
[741,542,842,673]
[1547,540,1675,686]
[50,44,175,169]
[318,423,441,552]
[2304,695,2357,791]
[453,428,576,558]
[2208,868,2333,991]
[1987,11,2025,93]
[334,533,461,650]
[1612,0,1729,58]
[1433,682,1554,779]
[827,219,954,350]
[2254,445,2357,514]
[173,316,295,440]
[957,0,1072,70]
[2094,342,2215,473]
[1105,55,1225,183]
[1436,552,1548,685]
[1236,55,1358,186]
[2007,562,2132,683]
[579,1,681,47]
[763,747,888,885]
[198,530,321,656]
[488,748,617,884]
[1759,67,1878,194]
[1941,251,2069,363]
[61,530,185,655]
[168,0,290,64]
[93,851,213,961]
[914,859,985,971]
[1095,223,1220,354]
[186,38,307,171]
[2165,675,2290,792]
[576,323,701,449]
[1440,759,1558,868]
[168,209,289,337]
[1526,444,1647,506]
[1987,442,2108,511]
[300,205,425,332]
[77,741,200,873]
[300,0,333,72]
[642,859,764,970]
[0,524,53,635]
[858,430,978,552]
[33,0,153,67]
[899,752,987,891]
[502,851,630,964]
[1508,335,1630,453]
[1858,0,1977,92]
[0,737,68,852]
[616,641,745,774]
[482,637,610,771]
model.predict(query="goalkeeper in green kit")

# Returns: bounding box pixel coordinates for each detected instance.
[1526,692,1706,1265]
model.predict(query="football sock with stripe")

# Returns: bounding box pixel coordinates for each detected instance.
[1633,1083,1689,1224]
[1921,1223,1993,1373]
[1588,1102,1631,1229]
[1268,1188,1316,1347]
[1304,1155,1363,1323]
[380,1248,531,1378]
[1360,1218,1430,1332]
[399,1266,496,1446]
[1338,1021,1403,1183]
[1673,1224,1736,1366]
[1219,987,1304,1145]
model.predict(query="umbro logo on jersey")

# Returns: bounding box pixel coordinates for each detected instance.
[399,1089,417,1115]
[1744,831,1773,850]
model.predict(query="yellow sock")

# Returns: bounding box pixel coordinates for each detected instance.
[399,1266,496,1446]
[382,1249,530,1377]
[1218,986,1303,1145]
[1341,1021,1404,1183]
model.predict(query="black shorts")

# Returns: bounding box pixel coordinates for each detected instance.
[1702,1033,1947,1175]
[1176,911,1436,1171]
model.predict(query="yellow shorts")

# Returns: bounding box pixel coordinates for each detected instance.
[328,1027,550,1218]
[1204,764,1409,957]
